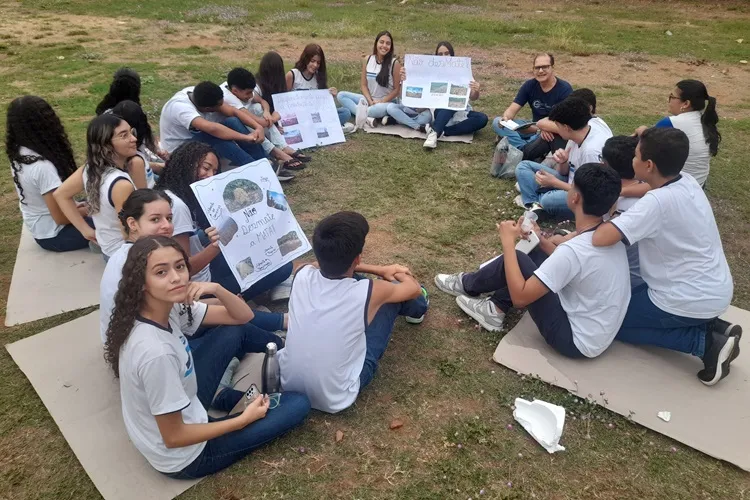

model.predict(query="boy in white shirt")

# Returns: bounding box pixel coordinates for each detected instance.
[592,127,739,386]
[515,97,613,220]
[279,212,429,413]
[435,164,630,359]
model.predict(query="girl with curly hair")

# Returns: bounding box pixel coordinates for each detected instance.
[95,67,141,115]
[105,235,310,478]
[5,96,91,252]
[54,114,136,259]
[155,141,295,302]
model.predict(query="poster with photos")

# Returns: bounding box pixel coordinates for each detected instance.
[401,54,473,110]
[272,89,346,150]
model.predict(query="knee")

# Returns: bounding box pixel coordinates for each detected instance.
[476,113,489,128]
[280,392,311,419]
[515,160,534,177]
[385,102,399,114]
[223,116,245,131]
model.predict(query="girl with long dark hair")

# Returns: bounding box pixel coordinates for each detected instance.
[105,235,310,478]
[110,100,164,188]
[95,67,141,115]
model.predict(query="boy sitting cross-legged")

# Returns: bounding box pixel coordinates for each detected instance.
[435,163,630,359]
[279,211,429,413]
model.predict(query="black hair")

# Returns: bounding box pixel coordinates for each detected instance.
[602,135,638,180]
[676,79,721,156]
[155,141,218,228]
[192,81,224,108]
[372,31,395,88]
[313,211,370,278]
[227,67,257,91]
[548,97,592,130]
[435,41,455,56]
[294,44,328,89]
[95,67,141,115]
[118,189,172,235]
[6,96,77,204]
[533,53,555,67]
[110,100,156,152]
[85,113,125,213]
[569,88,596,114]
[572,163,621,217]
[638,127,690,178]
[257,51,287,114]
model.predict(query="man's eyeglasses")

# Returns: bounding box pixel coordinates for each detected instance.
[533,65,552,72]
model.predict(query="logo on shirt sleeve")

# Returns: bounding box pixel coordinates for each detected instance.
[179,334,194,377]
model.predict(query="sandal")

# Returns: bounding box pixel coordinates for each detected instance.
[282,158,306,171]
[291,151,312,163]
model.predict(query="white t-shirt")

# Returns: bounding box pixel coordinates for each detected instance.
[220,82,251,111]
[611,174,732,318]
[82,166,133,257]
[99,241,132,343]
[657,111,711,186]
[136,146,155,189]
[166,190,211,282]
[289,68,319,91]
[534,231,631,358]
[566,117,613,184]
[12,146,65,239]
[119,302,208,473]
[159,87,222,153]
[279,266,372,413]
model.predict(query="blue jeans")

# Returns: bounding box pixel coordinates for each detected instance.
[192,117,267,167]
[616,284,708,358]
[492,117,539,150]
[433,109,488,137]
[337,107,352,125]
[515,160,574,220]
[210,257,294,301]
[385,103,431,130]
[337,91,391,119]
[358,280,429,389]
[164,391,310,479]
[35,217,94,252]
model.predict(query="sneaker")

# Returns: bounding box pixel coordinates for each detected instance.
[515,182,521,193]
[366,117,377,128]
[708,318,742,362]
[342,122,356,134]
[697,330,738,386]
[434,272,466,297]
[381,116,391,126]
[455,295,505,332]
[275,167,296,182]
[405,286,429,324]
[269,276,293,301]
[423,129,438,149]
[514,194,526,209]
[212,357,240,407]
[529,202,545,219]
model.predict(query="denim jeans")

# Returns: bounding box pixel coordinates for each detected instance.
[461,249,584,358]
[492,117,539,150]
[336,107,352,125]
[432,109,488,137]
[385,103,431,130]
[35,217,94,252]
[210,257,294,301]
[616,284,708,358]
[358,280,429,389]
[188,322,285,410]
[192,117,267,167]
[337,91,392,119]
[515,160,574,220]
[164,391,310,479]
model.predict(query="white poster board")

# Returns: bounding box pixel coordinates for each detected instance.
[271,89,346,150]
[401,54,473,110]
[190,159,311,291]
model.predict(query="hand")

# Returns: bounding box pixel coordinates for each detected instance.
[82,226,97,243]
[367,97,375,106]
[552,148,569,164]
[399,67,406,83]
[540,130,555,142]
[634,125,648,136]
[519,216,542,241]
[251,129,264,143]
[263,111,273,124]
[497,220,521,246]
[276,124,285,134]
[535,170,557,188]
[381,264,411,281]
[468,80,480,92]
[237,394,269,427]
[184,281,219,304]
[329,87,338,97]
[205,226,220,248]
[76,201,89,217]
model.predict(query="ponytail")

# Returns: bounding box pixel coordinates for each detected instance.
[676,79,721,157]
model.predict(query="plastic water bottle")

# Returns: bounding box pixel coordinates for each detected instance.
[521,210,538,234]
[261,342,280,394]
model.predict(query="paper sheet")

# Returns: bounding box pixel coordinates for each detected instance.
[272,89,346,150]
[401,54,473,110]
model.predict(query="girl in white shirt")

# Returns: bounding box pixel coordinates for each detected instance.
[104,235,309,478]
[54,114,136,259]
[6,95,92,252]
[111,100,167,188]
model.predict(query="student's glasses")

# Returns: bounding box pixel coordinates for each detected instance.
[533,65,552,72]
[114,128,137,141]
[668,93,681,101]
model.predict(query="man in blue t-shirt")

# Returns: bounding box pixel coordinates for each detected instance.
[492,53,573,150]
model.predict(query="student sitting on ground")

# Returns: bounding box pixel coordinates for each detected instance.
[279,211,429,413]
[492,53,573,150]
[110,100,161,188]
[515,97,612,220]
[286,43,356,133]
[220,67,306,172]
[435,164,629,359]
[104,235,310,478]
[6,96,91,252]
[592,127,739,386]
[95,67,141,116]
[337,31,402,127]
[54,114,136,259]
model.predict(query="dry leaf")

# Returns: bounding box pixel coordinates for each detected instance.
[335,430,344,442]
[389,419,404,430]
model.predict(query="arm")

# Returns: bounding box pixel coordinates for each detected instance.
[360,58,374,104]
[591,222,624,247]
[126,155,148,190]
[190,116,254,143]
[498,221,549,308]
[185,282,254,325]
[620,182,650,198]
[52,167,96,242]
[501,102,522,121]
[375,60,402,104]
[535,118,559,133]
[468,80,480,101]
[285,71,294,91]
[367,272,422,322]
[110,180,135,216]
[42,192,71,225]
[221,103,264,131]
[354,263,411,280]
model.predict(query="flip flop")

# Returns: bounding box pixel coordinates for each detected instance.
[282,158,307,171]
[291,151,312,163]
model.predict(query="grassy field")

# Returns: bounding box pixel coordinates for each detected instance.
[1,0,750,498]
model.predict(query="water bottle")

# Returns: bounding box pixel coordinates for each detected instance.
[521,210,538,234]
[261,342,280,395]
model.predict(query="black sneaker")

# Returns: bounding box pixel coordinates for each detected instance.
[697,331,737,386]
[708,318,742,362]
[275,167,296,182]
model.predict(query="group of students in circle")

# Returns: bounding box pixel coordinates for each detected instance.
[4,28,737,481]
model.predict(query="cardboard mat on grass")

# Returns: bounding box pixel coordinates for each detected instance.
[363,123,473,143]
[5,225,105,326]
[493,306,750,471]
[6,311,264,500]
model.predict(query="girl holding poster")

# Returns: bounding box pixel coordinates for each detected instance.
[337,31,401,125]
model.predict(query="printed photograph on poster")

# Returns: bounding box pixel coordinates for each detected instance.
[448,97,467,109]
[190,159,312,291]
[271,89,346,149]
[280,113,299,126]
[284,129,304,145]
[405,86,423,98]
[430,82,448,94]
[450,84,468,96]
[401,54,473,110]
[311,112,322,123]
[316,127,329,139]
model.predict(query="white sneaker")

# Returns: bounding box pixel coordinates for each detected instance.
[269,276,293,302]
[381,116,390,126]
[366,117,377,128]
[515,182,521,193]
[423,130,438,149]
[514,194,526,209]
[342,122,356,134]
[455,295,505,332]
[434,273,466,297]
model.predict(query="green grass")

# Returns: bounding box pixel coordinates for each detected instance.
[1,1,750,499]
